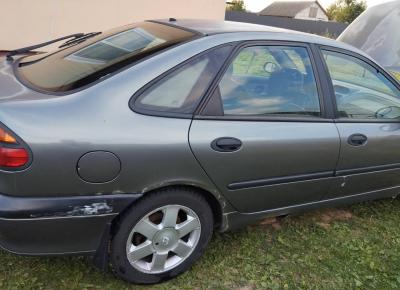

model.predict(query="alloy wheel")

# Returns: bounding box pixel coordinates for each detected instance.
[125,205,201,274]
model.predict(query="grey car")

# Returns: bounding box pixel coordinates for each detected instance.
[1,19,400,284]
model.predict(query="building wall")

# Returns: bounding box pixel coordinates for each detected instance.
[0,0,225,50]
[295,4,328,21]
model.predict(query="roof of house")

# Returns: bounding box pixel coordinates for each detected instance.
[259,1,326,17]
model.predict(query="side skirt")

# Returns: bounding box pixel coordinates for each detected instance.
[222,185,400,231]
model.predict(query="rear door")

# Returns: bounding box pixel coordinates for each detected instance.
[319,47,400,199]
[189,42,341,213]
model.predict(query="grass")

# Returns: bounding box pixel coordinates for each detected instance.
[1,198,400,289]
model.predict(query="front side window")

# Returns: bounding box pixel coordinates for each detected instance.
[322,50,400,119]
[215,45,320,116]
[134,46,231,114]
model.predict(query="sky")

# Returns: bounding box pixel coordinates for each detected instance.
[242,0,395,12]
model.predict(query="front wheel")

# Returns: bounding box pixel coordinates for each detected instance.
[110,188,214,284]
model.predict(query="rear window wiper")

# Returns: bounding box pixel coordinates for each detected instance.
[6,32,101,61]
[6,33,84,61]
[58,32,102,49]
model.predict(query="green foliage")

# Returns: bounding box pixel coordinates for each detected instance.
[327,0,367,23]
[226,0,246,11]
[390,70,400,81]
[1,198,400,289]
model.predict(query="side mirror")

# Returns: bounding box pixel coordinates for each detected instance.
[264,62,277,74]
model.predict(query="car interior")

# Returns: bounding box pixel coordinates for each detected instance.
[217,46,321,116]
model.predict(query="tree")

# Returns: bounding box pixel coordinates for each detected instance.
[327,0,367,23]
[226,0,246,11]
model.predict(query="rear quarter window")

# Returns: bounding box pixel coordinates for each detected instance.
[133,45,232,116]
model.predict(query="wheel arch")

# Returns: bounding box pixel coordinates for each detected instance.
[93,183,232,271]
[113,184,227,232]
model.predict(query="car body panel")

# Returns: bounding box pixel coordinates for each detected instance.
[326,122,400,198]
[0,46,224,200]
[225,181,400,230]
[189,120,340,212]
[0,193,140,255]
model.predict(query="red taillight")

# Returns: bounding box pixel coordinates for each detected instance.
[0,126,30,168]
[0,147,29,167]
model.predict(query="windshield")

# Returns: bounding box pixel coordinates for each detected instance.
[17,22,198,92]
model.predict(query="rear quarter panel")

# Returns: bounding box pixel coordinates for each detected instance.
[0,45,229,209]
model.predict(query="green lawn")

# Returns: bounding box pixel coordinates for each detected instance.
[1,198,400,289]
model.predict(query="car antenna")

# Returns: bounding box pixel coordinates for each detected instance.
[6,33,85,62]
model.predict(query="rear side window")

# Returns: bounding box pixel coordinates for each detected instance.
[133,46,232,115]
[17,22,197,92]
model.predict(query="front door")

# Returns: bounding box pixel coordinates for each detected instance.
[320,48,400,199]
[189,43,341,213]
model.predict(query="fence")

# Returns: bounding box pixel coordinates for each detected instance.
[225,11,348,38]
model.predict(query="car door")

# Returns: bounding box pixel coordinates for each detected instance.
[319,47,400,199]
[189,42,341,213]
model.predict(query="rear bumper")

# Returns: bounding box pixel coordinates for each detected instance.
[0,193,141,255]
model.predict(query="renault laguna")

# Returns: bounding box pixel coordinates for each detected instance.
[1,19,400,284]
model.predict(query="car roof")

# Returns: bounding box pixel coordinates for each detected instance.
[155,19,294,35]
[154,19,370,59]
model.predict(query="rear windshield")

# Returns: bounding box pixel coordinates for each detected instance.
[17,22,198,92]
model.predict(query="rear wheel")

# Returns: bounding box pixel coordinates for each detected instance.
[110,188,214,284]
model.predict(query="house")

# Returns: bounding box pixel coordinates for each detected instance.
[259,1,328,21]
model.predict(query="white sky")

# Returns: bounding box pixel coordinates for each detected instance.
[242,0,395,12]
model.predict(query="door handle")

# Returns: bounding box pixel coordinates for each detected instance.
[348,133,368,146]
[211,137,242,152]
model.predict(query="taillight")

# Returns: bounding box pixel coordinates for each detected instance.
[0,148,29,167]
[0,127,29,168]
[0,128,17,144]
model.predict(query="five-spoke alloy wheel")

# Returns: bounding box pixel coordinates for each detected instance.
[111,188,213,284]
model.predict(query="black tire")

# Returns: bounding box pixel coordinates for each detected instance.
[110,188,214,284]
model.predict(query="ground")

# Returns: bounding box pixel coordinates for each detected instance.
[1,198,400,289]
